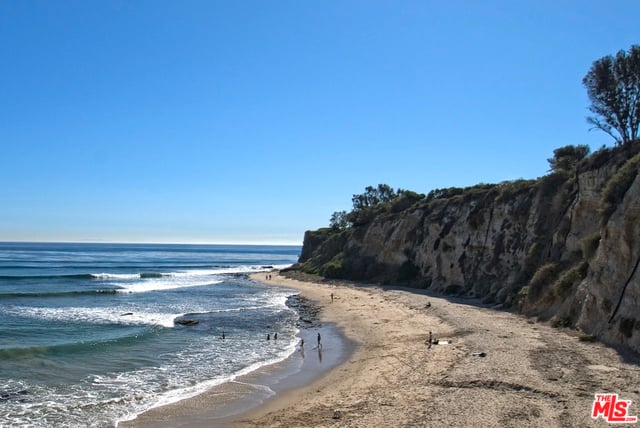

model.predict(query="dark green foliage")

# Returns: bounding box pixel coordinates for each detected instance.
[600,151,640,224]
[527,263,561,303]
[547,145,591,172]
[424,184,498,208]
[578,141,640,172]
[347,205,382,226]
[580,144,617,171]
[346,185,425,226]
[320,254,344,278]
[578,334,596,342]
[352,184,398,211]
[583,45,640,145]
[390,191,425,213]
[329,210,349,230]
[536,172,570,199]
[513,286,529,311]
[495,179,537,204]
[551,317,571,328]
[553,262,589,298]
[426,187,465,201]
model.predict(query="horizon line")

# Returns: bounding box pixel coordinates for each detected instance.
[0,239,303,247]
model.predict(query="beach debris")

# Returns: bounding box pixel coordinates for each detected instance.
[471,352,487,357]
[332,409,342,419]
[120,312,133,316]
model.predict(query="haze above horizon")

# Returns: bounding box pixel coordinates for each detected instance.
[1,1,638,245]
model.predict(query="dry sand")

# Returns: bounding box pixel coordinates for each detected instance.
[124,271,640,427]
[233,272,640,427]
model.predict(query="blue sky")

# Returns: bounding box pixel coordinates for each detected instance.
[1,1,638,245]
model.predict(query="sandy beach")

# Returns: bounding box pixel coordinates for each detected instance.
[126,271,640,427]
[233,272,640,427]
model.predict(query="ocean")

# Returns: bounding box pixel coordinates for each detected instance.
[0,242,302,427]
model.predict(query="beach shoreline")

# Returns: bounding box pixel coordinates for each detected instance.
[125,271,640,427]
[118,273,355,427]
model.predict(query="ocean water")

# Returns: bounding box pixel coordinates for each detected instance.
[0,242,301,427]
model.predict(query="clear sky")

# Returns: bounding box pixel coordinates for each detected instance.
[1,1,638,245]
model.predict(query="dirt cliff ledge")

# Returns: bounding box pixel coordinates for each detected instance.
[295,142,640,353]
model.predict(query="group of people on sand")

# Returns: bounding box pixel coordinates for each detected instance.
[298,332,322,349]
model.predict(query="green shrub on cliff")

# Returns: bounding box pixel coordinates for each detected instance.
[335,184,426,227]
[321,253,344,278]
[527,263,561,303]
[495,179,536,203]
[390,190,425,213]
[553,262,589,298]
[600,151,640,224]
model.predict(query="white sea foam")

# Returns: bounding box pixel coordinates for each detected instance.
[91,273,140,280]
[91,264,292,282]
[119,329,300,424]
[11,306,179,328]
[113,278,222,293]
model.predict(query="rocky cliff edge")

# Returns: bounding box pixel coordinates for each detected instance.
[295,142,640,353]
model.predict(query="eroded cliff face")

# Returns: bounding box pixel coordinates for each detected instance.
[298,143,640,352]
[574,167,640,351]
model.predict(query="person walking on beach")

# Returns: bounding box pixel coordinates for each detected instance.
[222,331,226,340]
[317,332,322,348]
[274,332,278,340]
[330,293,334,303]
[267,333,270,341]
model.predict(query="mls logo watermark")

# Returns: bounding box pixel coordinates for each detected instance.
[592,393,637,423]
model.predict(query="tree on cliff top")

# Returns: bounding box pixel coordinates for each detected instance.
[351,184,398,210]
[547,144,590,172]
[329,210,349,230]
[328,184,425,229]
[583,45,640,145]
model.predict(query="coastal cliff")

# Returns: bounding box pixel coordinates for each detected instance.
[296,142,640,352]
